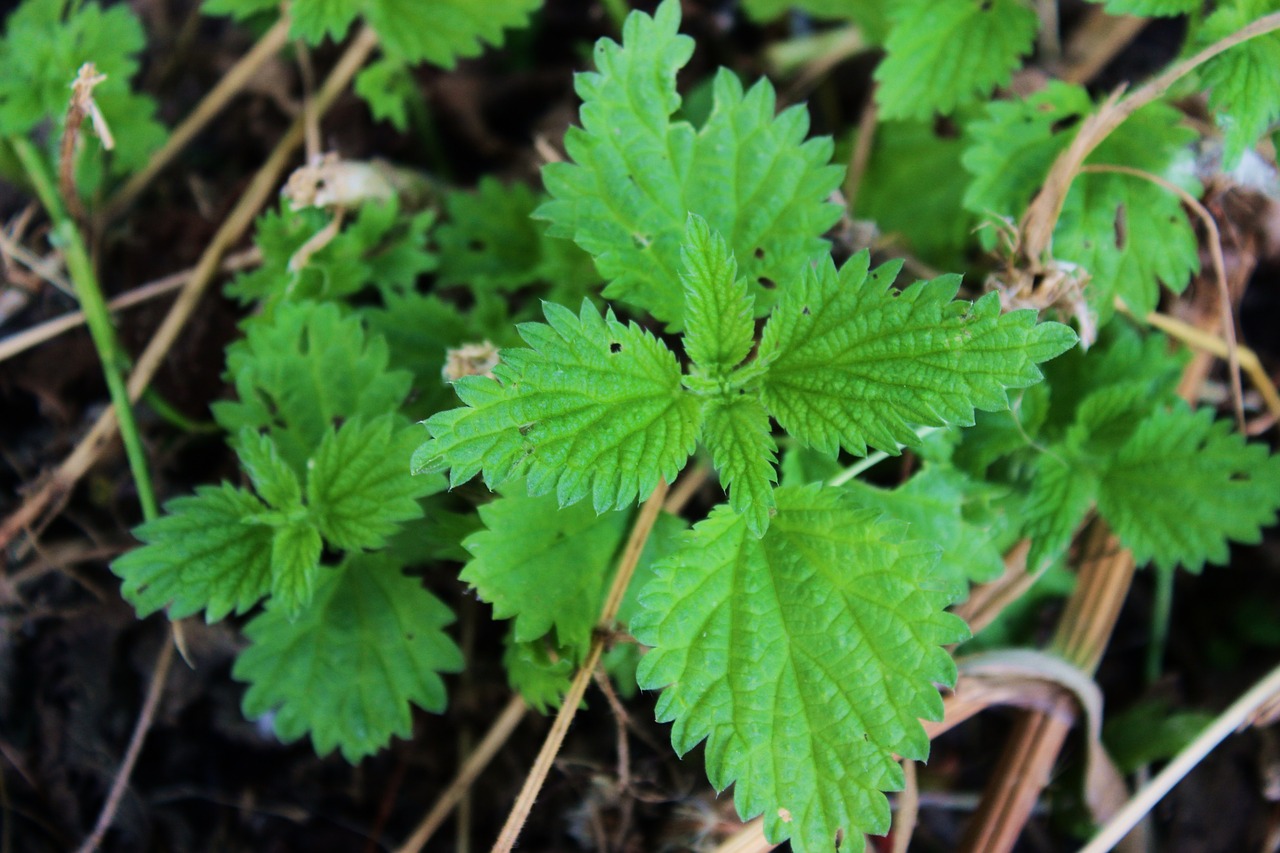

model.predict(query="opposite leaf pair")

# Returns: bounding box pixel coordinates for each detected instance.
[414,216,1078,535]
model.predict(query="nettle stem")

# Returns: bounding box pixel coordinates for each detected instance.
[9,135,158,522]
[490,480,671,853]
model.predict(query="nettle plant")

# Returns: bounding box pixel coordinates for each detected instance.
[99,0,1280,850]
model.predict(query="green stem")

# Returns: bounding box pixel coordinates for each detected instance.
[10,136,158,521]
[1145,564,1174,684]
[142,388,220,435]
[827,426,941,487]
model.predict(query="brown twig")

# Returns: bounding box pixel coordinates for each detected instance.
[74,637,175,852]
[0,27,381,557]
[843,92,878,217]
[711,818,774,853]
[100,16,292,222]
[1057,10,1147,85]
[664,464,709,516]
[0,247,259,364]
[1133,309,1280,422]
[490,480,670,853]
[891,759,919,853]
[394,695,529,853]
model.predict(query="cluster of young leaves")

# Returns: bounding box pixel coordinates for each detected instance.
[112,200,475,760]
[202,0,542,130]
[0,0,165,195]
[415,5,1084,847]
[226,198,437,306]
[536,0,844,328]
[951,322,1280,573]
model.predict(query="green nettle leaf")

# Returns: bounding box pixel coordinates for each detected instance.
[680,215,757,377]
[1097,406,1280,571]
[214,301,412,472]
[875,0,1037,121]
[839,465,1007,599]
[307,415,436,551]
[699,397,778,537]
[461,487,686,658]
[212,0,540,68]
[1021,451,1099,571]
[112,485,274,621]
[0,0,166,187]
[758,252,1078,457]
[1092,0,1201,16]
[961,82,1095,221]
[462,491,632,655]
[1196,0,1280,168]
[850,116,977,267]
[963,84,1199,320]
[437,178,543,291]
[235,554,463,762]
[414,300,702,511]
[503,634,574,713]
[227,200,436,305]
[422,219,1075,534]
[269,520,324,618]
[633,485,968,851]
[233,430,302,510]
[537,0,843,326]
[354,57,418,131]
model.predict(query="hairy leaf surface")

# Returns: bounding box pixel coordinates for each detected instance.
[537,0,842,326]
[112,485,274,621]
[875,0,1036,120]
[308,416,435,551]
[214,301,411,472]
[681,215,756,377]
[463,491,632,655]
[758,252,1077,457]
[633,485,968,851]
[207,0,540,68]
[839,465,1006,599]
[414,300,701,511]
[235,555,462,762]
[699,397,778,537]
[1098,406,1280,571]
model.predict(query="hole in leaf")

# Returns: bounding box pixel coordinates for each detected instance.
[933,115,959,139]
[1114,204,1127,250]
[979,0,992,9]
[610,342,623,353]
[754,247,765,259]
[757,276,776,290]
[1050,114,1082,134]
